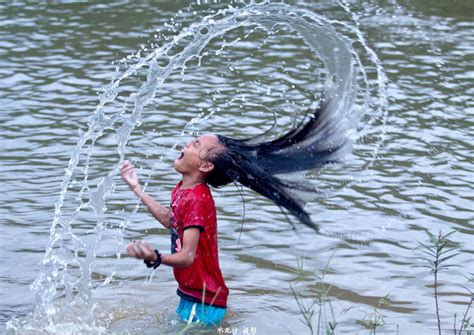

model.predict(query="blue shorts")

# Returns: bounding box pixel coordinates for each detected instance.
[176,297,226,326]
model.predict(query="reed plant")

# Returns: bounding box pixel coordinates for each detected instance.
[289,254,337,335]
[415,230,461,335]
[356,297,390,335]
[454,273,474,335]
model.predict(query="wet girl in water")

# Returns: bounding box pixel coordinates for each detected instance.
[121,98,347,326]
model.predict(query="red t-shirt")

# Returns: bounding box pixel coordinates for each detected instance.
[170,181,229,308]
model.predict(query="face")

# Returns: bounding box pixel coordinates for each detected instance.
[173,134,220,175]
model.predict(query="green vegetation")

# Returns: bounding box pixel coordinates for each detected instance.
[356,297,389,334]
[455,273,474,335]
[416,230,460,335]
[290,255,337,335]
[287,230,473,334]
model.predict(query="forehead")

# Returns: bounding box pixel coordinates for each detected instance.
[196,134,219,148]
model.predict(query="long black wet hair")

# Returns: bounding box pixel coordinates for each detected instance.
[205,98,349,231]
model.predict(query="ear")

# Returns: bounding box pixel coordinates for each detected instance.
[198,161,215,174]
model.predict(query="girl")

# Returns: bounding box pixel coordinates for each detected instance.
[121,98,346,325]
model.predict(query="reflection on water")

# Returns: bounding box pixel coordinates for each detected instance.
[1,1,473,334]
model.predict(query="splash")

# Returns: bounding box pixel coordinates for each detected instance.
[7,2,386,333]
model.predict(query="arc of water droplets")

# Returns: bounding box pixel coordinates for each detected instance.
[336,0,388,159]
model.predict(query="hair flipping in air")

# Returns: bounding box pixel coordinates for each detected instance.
[205,98,348,231]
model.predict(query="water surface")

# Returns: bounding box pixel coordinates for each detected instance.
[1,1,473,334]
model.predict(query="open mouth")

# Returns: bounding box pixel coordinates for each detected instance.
[177,151,184,160]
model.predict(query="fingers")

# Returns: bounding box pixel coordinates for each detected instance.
[130,241,145,259]
[126,241,140,258]
[121,166,134,175]
[121,159,136,172]
[121,160,133,172]
[127,240,154,260]
[120,160,139,188]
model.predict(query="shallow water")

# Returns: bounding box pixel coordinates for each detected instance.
[1,1,473,334]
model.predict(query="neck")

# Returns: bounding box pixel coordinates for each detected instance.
[180,173,205,189]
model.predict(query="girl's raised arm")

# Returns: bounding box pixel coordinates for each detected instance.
[120,160,171,229]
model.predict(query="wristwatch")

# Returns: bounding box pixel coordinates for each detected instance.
[144,249,162,269]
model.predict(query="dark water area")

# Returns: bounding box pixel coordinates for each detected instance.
[1,1,473,334]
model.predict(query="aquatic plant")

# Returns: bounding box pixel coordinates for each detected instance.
[416,230,460,335]
[356,297,390,335]
[290,255,337,335]
[454,273,474,335]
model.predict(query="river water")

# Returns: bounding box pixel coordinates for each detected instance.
[1,1,473,334]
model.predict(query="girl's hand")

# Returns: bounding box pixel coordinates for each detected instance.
[126,240,157,262]
[121,160,139,190]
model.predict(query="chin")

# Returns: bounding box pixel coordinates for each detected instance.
[173,160,184,173]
